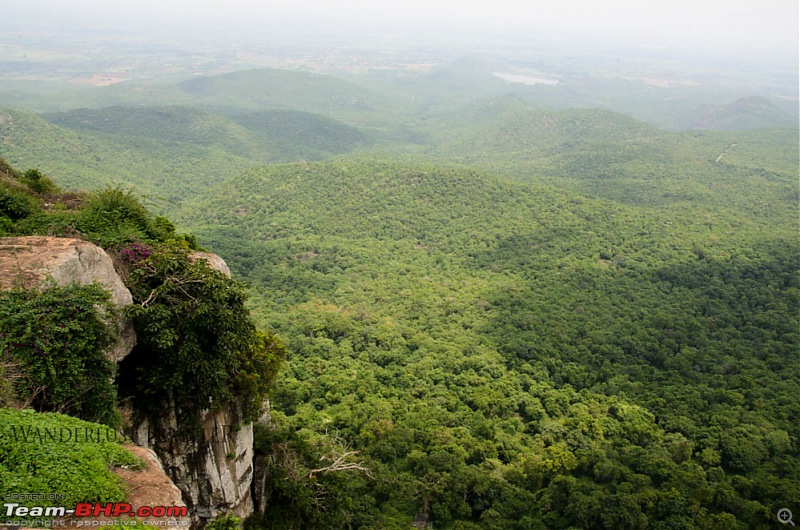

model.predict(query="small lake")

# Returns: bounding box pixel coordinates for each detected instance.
[493,72,560,86]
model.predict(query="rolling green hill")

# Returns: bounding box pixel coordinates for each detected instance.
[44,105,371,160]
[0,107,257,201]
[231,109,370,158]
[43,105,260,155]
[0,105,376,202]
[427,98,798,213]
[433,102,662,156]
[176,159,798,529]
[681,96,798,131]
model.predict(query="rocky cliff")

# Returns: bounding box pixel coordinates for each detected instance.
[130,251,257,524]
[131,402,256,522]
[0,236,260,528]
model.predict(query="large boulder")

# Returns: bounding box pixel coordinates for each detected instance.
[189,251,232,277]
[0,236,135,362]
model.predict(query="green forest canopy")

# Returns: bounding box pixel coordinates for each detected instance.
[178,159,799,530]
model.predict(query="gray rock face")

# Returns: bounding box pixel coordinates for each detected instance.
[0,236,136,362]
[251,407,273,516]
[131,402,255,525]
[252,455,270,515]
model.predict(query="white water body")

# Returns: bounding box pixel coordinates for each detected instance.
[493,72,560,86]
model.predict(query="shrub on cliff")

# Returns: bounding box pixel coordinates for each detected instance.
[0,161,192,250]
[0,284,119,426]
[118,242,284,423]
[76,187,183,247]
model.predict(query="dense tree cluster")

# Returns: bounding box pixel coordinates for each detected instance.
[182,160,798,529]
[119,241,284,423]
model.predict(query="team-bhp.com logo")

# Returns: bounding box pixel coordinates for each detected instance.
[75,503,187,518]
[4,502,187,519]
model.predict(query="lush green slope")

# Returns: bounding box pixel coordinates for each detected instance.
[0,106,375,202]
[43,105,261,155]
[0,108,257,201]
[431,101,663,159]
[43,106,371,160]
[428,98,798,213]
[0,408,142,505]
[231,109,370,158]
[177,159,798,530]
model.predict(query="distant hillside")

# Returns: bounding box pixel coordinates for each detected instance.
[44,105,369,160]
[379,57,521,112]
[429,100,681,192]
[1,105,375,201]
[231,109,370,158]
[428,100,798,213]
[43,106,259,155]
[436,101,662,155]
[0,68,416,135]
[682,96,797,130]
[177,68,405,126]
[1,59,795,134]
[178,161,547,250]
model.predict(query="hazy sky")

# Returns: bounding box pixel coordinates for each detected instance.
[6,0,799,61]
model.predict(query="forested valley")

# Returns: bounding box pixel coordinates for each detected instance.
[1,36,798,530]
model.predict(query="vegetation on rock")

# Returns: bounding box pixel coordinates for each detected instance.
[0,155,283,439]
[0,284,118,425]
[119,241,284,423]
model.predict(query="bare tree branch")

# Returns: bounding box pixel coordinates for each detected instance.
[308,430,373,478]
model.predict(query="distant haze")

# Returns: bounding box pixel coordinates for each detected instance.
[4,0,798,64]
